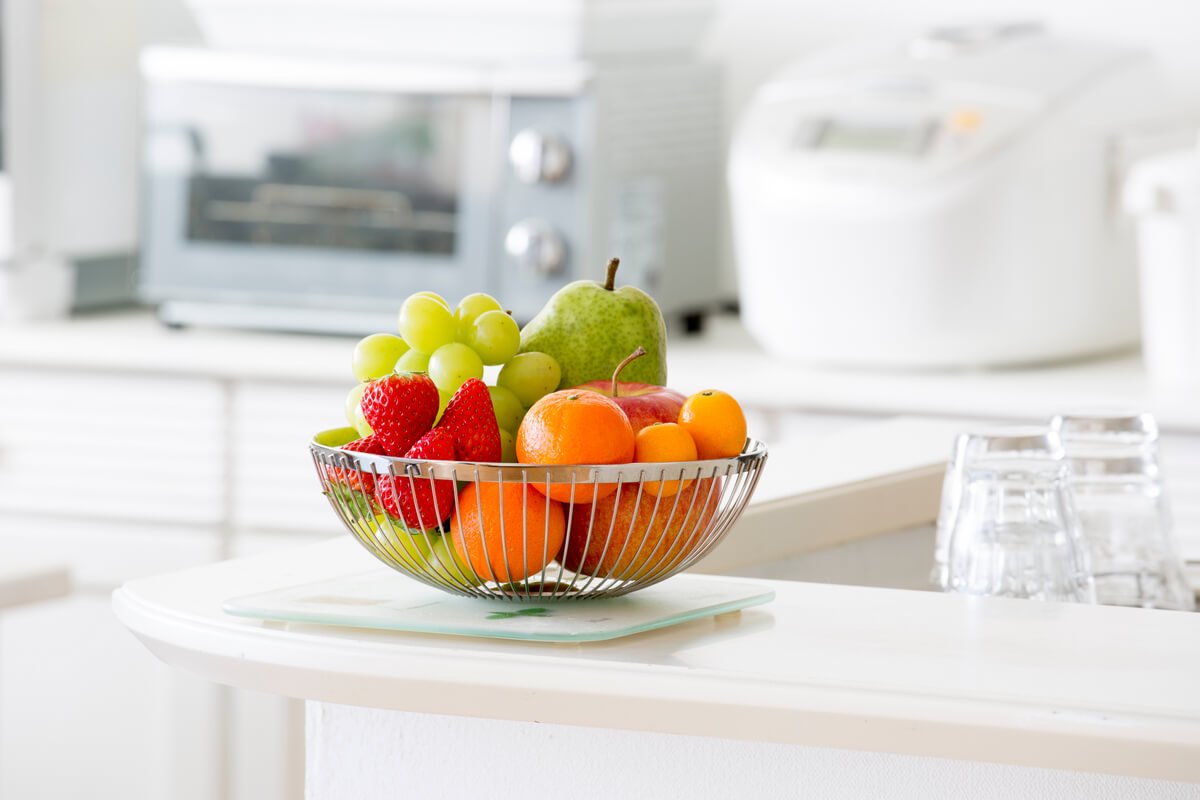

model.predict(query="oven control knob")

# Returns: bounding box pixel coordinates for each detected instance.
[505,219,566,276]
[509,129,572,184]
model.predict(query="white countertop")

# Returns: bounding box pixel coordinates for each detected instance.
[4,309,1200,432]
[113,535,1200,782]
[0,556,70,611]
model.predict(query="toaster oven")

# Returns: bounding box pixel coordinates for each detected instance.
[139,47,723,334]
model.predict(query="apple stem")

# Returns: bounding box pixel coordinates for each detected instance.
[611,346,646,398]
[604,257,620,291]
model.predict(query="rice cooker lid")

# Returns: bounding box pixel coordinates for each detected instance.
[755,23,1145,106]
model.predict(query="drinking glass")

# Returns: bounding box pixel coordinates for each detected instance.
[932,426,1065,589]
[945,454,1095,603]
[1051,410,1194,611]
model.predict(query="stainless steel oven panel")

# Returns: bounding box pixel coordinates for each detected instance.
[136,48,724,335]
[495,94,591,322]
[139,78,495,315]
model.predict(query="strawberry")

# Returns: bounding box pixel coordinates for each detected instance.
[376,428,457,529]
[324,435,386,495]
[361,372,439,456]
[436,378,502,462]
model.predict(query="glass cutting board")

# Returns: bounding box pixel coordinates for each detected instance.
[223,569,775,643]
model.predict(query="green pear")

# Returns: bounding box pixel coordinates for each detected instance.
[519,258,667,389]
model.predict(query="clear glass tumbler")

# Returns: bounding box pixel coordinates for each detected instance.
[1051,410,1194,611]
[946,455,1095,603]
[932,426,1065,589]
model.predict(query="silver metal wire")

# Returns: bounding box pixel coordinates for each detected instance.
[312,432,768,600]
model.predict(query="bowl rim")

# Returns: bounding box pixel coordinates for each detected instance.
[311,428,768,483]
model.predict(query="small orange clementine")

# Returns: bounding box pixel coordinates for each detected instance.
[678,390,747,460]
[633,422,698,497]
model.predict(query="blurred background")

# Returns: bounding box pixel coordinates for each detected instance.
[4,0,1200,798]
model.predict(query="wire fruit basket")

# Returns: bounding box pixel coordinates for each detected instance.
[311,429,768,600]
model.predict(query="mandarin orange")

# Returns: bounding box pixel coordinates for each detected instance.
[449,481,565,583]
[516,389,635,502]
[678,390,747,460]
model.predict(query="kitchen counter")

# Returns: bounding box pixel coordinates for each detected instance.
[0,556,69,611]
[113,535,1200,787]
[3,309,1198,431]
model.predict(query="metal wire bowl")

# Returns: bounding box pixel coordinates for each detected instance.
[311,428,768,600]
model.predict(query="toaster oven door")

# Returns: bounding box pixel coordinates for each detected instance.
[140,77,495,315]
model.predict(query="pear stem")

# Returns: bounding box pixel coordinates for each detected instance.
[611,346,646,398]
[604,258,620,291]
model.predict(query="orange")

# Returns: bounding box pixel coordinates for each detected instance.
[516,389,635,502]
[450,481,565,583]
[633,422,698,497]
[558,477,722,581]
[678,390,747,459]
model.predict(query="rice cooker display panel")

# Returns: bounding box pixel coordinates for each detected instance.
[800,117,937,156]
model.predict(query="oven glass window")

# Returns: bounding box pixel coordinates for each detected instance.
[175,84,462,255]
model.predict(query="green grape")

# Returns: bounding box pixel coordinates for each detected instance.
[498,429,518,463]
[315,427,359,447]
[358,514,434,573]
[428,343,484,394]
[395,349,431,374]
[352,333,409,381]
[452,293,502,341]
[398,295,456,354]
[344,383,368,426]
[413,291,450,309]
[352,403,373,438]
[497,352,562,407]
[434,389,452,425]
[469,310,520,366]
[426,535,484,586]
[487,385,524,433]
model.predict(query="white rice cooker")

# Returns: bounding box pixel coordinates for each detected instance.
[729,23,1169,368]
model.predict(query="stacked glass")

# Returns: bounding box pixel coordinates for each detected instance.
[1051,411,1194,611]
[937,427,1095,603]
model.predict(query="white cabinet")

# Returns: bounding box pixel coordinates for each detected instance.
[0,518,223,800]
[0,366,347,800]
[0,369,226,524]
[230,380,356,534]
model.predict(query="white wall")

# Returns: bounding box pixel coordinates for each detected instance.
[700,0,1200,295]
[33,0,143,256]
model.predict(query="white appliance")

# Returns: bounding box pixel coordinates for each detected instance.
[180,0,716,63]
[0,0,139,322]
[138,47,723,334]
[729,23,1171,368]
[1124,143,1200,384]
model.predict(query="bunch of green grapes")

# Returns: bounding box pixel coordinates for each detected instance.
[343,291,562,455]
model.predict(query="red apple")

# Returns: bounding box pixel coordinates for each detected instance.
[557,477,721,580]
[571,347,686,432]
